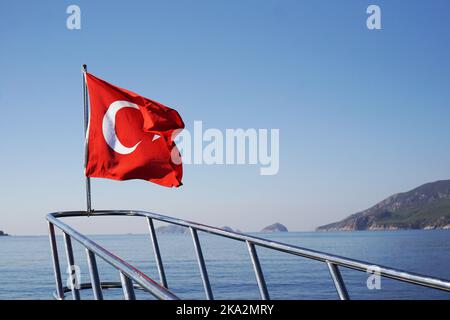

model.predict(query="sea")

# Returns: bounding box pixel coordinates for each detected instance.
[0,230,449,300]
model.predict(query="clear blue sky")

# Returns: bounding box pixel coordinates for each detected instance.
[1,0,450,235]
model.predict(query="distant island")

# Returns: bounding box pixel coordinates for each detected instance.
[0,230,8,236]
[156,225,241,234]
[156,225,189,234]
[155,224,290,234]
[221,226,242,233]
[261,223,288,232]
[317,180,450,231]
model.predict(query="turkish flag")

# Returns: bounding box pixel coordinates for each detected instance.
[85,73,184,187]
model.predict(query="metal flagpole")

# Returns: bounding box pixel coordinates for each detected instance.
[82,64,92,213]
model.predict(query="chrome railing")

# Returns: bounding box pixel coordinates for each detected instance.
[47,210,450,300]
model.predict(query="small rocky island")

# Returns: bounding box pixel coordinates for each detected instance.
[0,230,8,236]
[317,179,450,231]
[261,223,288,232]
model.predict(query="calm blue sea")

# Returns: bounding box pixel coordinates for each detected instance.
[0,230,449,300]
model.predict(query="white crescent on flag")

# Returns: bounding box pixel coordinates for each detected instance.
[102,100,142,155]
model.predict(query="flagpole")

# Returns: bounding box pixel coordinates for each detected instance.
[82,64,92,213]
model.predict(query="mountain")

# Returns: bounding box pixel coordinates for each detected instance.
[261,223,288,232]
[317,180,450,231]
[0,230,8,236]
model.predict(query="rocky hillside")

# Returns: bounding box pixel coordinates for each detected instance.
[317,180,450,231]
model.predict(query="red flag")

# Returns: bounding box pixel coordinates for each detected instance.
[85,73,184,187]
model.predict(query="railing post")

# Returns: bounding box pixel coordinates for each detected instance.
[63,233,80,300]
[190,227,214,300]
[120,272,136,300]
[48,222,64,300]
[246,241,270,300]
[326,261,350,300]
[147,218,168,287]
[86,249,103,300]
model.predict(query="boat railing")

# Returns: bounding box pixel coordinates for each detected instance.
[46,210,450,300]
